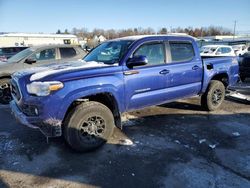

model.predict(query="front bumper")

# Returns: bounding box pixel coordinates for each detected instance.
[10,100,62,137]
[10,100,39,129]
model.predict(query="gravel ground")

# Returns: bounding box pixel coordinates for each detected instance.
[0,96,250,188]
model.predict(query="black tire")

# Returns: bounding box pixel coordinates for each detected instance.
[0,79,12,105]
[240,76,246,82]
[201,80,225,111]
[63,101,115,152]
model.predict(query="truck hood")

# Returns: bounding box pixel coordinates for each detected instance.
[13,60,110,82]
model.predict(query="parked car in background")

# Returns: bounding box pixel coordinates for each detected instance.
[232,44,248,56]
[200,45,235,57]
[238,52,250,81]
[0,46,28,62]
[10,35,239,152]
[0,45,86,104]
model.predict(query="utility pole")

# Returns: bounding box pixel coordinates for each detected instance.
[233,20,237,41]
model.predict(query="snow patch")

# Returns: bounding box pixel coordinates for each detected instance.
[232,132,240,137]
[199,139,206,144]
[119,139,134,146]
[209,144,217,149]
[29,61,109,81]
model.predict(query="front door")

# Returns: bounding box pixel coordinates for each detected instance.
[124,41,169,110]
[23,48,57,68]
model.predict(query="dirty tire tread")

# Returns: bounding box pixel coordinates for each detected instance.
[201,80,225,111]
[240,76,246,82]
[63,101,115,152]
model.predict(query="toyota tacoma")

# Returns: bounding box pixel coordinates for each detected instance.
[10,35,239,151]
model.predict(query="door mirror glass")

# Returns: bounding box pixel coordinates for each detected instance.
[127,55,148,68]
[25,57,36,64]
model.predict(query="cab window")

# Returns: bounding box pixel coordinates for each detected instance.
[32,49,56,61]
[134,42,165,66]
[169,42,195,62]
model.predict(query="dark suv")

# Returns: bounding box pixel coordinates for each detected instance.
[0,45,86,104]
[239,52,250,82]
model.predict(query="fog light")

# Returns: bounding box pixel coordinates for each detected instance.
[21,104,40,116]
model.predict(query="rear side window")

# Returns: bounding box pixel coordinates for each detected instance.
[169,42,195,62]
[59,48,77,58]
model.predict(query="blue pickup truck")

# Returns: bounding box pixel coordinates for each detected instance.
[10,35,239,151]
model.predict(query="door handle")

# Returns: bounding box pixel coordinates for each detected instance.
[159,69,170,75]
[123,70,139,76]
[192,65,199,70]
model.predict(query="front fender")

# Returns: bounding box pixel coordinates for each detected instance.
[56,84,124,121]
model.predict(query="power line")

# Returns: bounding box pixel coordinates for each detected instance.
[233,20,237,41]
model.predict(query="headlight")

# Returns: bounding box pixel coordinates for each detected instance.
[27,81,64,96]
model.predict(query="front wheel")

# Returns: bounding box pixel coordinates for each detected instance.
[63,101,115,152]
[0,79,12,105]
[201,80,225,111]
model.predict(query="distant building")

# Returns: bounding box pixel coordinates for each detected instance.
[197,35,250,48]
[92,35,107,43]
[199,35,250,41]
[0,33,79,47]
[98,35,106,43]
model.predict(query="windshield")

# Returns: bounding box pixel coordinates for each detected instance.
[200,46,217,54]
[8,48,34,62]
[83,40,133,64]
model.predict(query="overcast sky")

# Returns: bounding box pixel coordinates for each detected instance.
[0,0,249,34]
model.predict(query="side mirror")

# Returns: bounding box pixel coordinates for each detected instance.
[25,58,36,64]
[216,51,222,55]
[127,55,148,68]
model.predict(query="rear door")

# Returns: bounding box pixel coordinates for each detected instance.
[163,41,203,100]
[124,41,169,110]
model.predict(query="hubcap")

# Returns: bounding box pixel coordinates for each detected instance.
[0,82,12,104]
[79,116,106,143]
[212,89,223,106]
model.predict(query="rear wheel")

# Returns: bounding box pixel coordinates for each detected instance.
[240,76,246,82]
[201,80,225,111]
[0,79,12,105]
[63,101,115,152]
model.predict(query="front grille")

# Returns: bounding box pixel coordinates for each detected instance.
[11,79,21,101]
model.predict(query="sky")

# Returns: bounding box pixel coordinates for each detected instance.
[0,0,249,34]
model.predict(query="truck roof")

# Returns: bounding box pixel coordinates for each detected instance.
[28,44,80,50]
[110,34,196,41]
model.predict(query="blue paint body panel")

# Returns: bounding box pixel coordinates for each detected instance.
[10,35,239,136]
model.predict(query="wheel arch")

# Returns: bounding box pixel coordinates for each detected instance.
[0,75,11,80]
[210,72,229,87]
[62,92,122,128]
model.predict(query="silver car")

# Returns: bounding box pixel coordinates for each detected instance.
[0,45,86,104]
